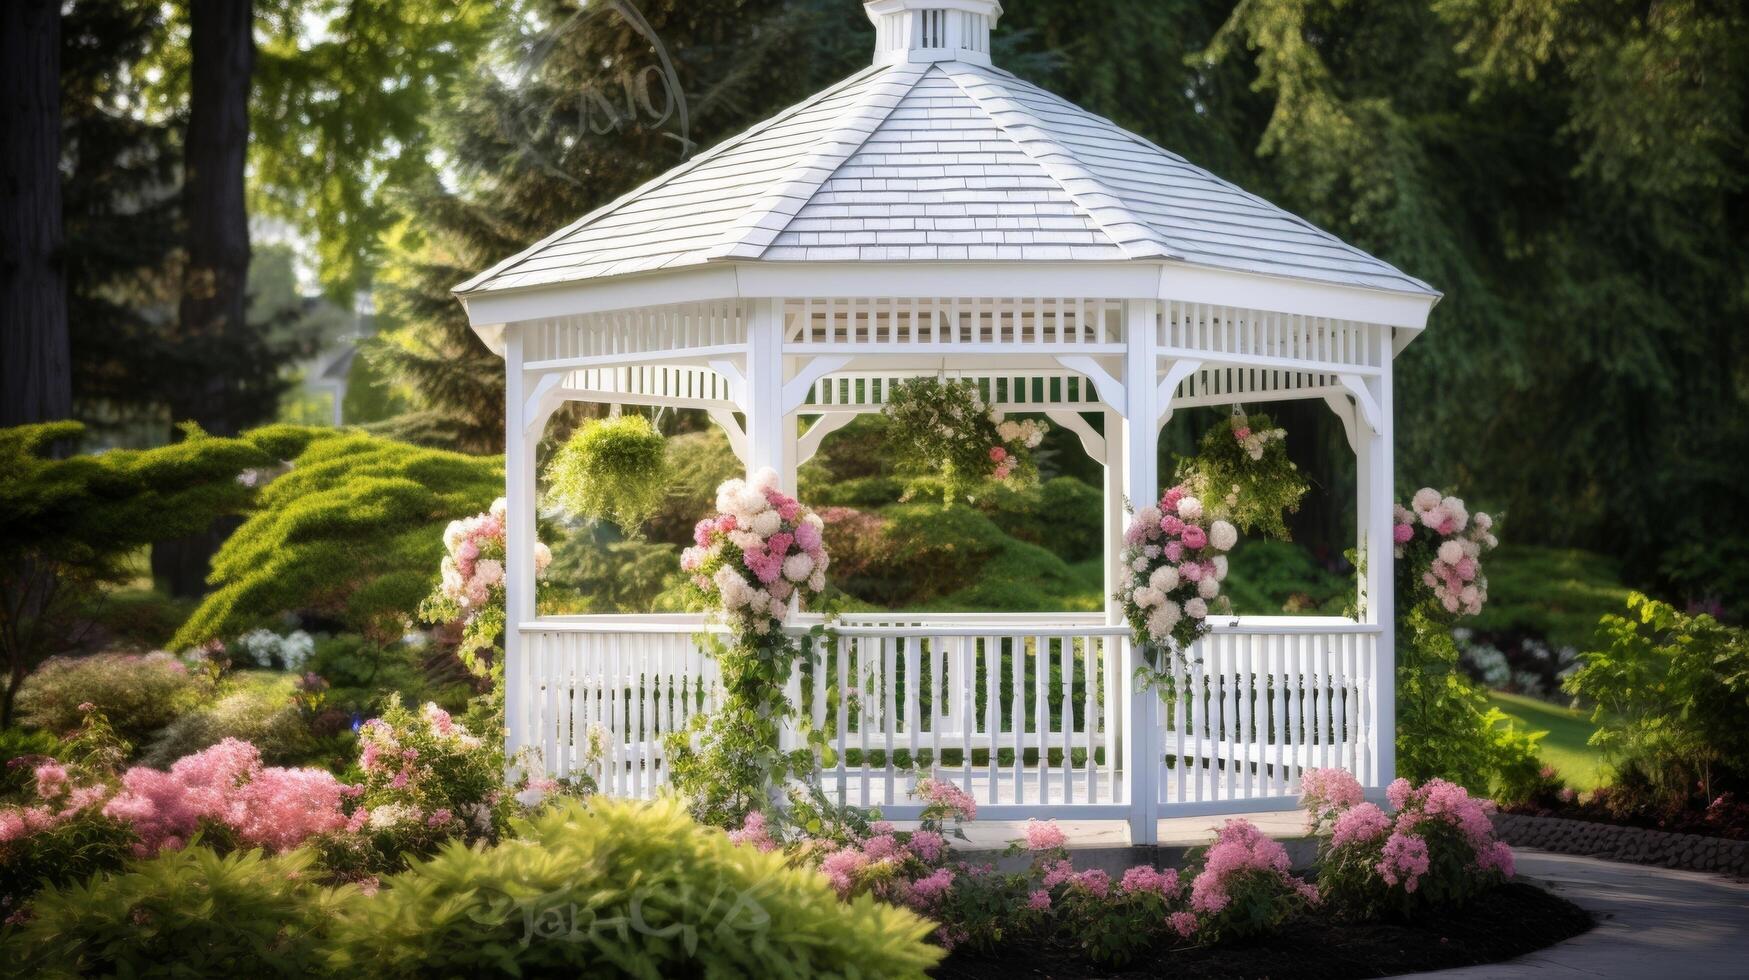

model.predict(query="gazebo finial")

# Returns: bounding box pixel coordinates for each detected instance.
[865,0,1003,67]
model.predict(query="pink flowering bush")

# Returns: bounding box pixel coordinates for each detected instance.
[1300,767,1367,830]
[316,699,587,880]
[1117,482,1238,658]
[1394,488,1497,617]
[1305,769,1516,918]
[1181,819,1318,941]
[419,497,553,678]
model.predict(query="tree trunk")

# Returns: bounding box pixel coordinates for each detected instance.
[0,0,70,428]
[153,0,254,598]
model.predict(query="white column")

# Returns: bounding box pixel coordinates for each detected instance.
[743,298,789,482]
[502,327,539,761]
[1121,301,1159,844]
[1361,337,1396,789]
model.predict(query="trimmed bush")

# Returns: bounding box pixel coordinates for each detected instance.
[17,653,211,745]
[7,847,345,978]
[323,796,943,978]
[141,672,316,768]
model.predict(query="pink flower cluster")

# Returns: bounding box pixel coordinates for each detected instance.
[1119,483,1239,646]
[915,775,978,824]
[727,810,779,852]
[1300,767,1366,827]
[1394,488,1497,616]
[681,468,829,637]
[1189,819,1316,914]
[101,738,350,855]
[1305,769,1515,899]
[0,762,111,845]
[988,417,1047,480]
[439,497,551,612]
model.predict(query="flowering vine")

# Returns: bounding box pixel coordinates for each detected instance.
[1393,488,1498,617]
[418,497,553,681]
[668,469,833,827]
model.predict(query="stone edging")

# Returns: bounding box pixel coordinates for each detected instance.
[1492,812,1749,877]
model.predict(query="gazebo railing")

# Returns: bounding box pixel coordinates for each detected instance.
[513,613,1386,821]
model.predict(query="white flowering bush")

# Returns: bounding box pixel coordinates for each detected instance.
[235,629,315,673]
[1393,488,1497,616]
[418,497,553,678]
[1117,483,1238,675]
[882,376,1048,501]
[680,468,829,637]
[669,469,834,826]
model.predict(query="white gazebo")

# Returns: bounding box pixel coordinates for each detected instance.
[454,0,1437,843]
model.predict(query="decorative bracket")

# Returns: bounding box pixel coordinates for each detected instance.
[1044,410,1105,461]
[1337,373,1382,435]
[1054,355,1125,413]
[797,413,856,465]
[782,355,854,414]
[708,359,748,408]
[1155,358,1202,426]
[1323,393,1361,453]
[523,371,567,437]
[707,408,750,464]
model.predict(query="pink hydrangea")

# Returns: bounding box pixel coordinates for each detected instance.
[1386,777,1414,811]
[820,847,870,896]
[1180,524,1208,550]
[1330,802,1393,849]
[1070,869,1111,899]
[1190,820,1298,914]
[1378,832,1431,891]
[1169,910,1199,938]
[907,867,954,907]
[1119,864,1179,897]
[908,829,946,863]
[728,811,778,852]
[916,776,977,822]
[863,833,902,861]
[1299,767,1365,818]
[1023,819,1067,851]
[1027,888,1052,911]
[1041,858,1076,889]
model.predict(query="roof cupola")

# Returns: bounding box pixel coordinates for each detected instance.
[865,0,1001,66]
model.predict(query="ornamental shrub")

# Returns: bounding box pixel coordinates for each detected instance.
[545,413,672,534]
[1305,769,1516,920]
[17,652,211,746]
[141,672,316,768]
[1180,819,1318,942]
[174,431,503,650]
[7,846,346,978]
[322,796,943,979]
[0,421,306,727]
[1564,593,1749,810]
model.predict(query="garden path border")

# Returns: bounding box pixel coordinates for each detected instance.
[1492,812,1749,878]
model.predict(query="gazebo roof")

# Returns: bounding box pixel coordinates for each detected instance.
[456,1,1434,302]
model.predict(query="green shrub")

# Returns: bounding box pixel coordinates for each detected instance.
[17,653,212,745]
[545,414,672,535]
[647,428,743,546]
[305,633,450,718]
[142,673,315,768]
[972,477,1104,562]
[1565,593,1749,808]
[82,588,197,652]
[1222,540,1351,615]
[323,796,942,978]
[0,728,60,797]
[173,432,503,650]
[1469,546,1632,650]
[6,846,345,978]
[544,523,680,614]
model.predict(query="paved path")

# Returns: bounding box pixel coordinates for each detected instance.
[1400,849,1749,979]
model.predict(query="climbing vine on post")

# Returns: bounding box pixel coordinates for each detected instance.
[666,469,832,826]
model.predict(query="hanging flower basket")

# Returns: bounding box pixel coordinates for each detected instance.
[881,376,1048,502]
[1177,408,1307,540]
[545,414,671,536]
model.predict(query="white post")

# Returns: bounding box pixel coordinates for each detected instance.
[744,298,788,481]
[1361,334,1396,789]
[1121,301,1159,844]
[503,327,539,763]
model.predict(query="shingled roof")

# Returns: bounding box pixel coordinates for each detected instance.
[456,12,1434,299]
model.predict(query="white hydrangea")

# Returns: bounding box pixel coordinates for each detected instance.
[1148,565,1179,592]
[750,467,781,492]
[1184,597,1209,619]
[1412,487,1442,513]
[1198,576,1220,599]
[1176,496,1203,521]
[1134,505,1161,529]
[1132,586,1163,608]
[1146,600,1182,640]
[783,553,814,582]
[750,509,782,538]
[1437,540,1464,564]
[489,497,508,521]
[715,478,747,515]
[1211,555,1228,581]
[1209,520,1238,552]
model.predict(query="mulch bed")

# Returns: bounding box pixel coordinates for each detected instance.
[933,882,1592,980]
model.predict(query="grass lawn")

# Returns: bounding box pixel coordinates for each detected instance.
[1487,690,1609,791]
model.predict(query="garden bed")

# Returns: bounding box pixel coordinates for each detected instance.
[934,881,1592,979]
